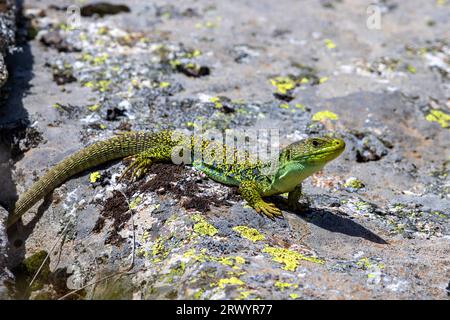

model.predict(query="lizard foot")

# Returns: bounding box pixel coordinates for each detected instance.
[119,156,152,181]
[254,200,283,220]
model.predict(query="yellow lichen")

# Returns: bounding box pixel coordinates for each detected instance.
[425,109,450,128]
[290,293,300,299]
[319,76,329,84]
[324,39,336,49]
[263,246,324,271]
[216,277,245,289]
[312,110,339,122]
[275,281,293,291]
[270,76,296,94]
[279,103,290,109]
[88,104,100,112]
[233,226,265,242]
[192,214,218,237]
[295,103,306,111]
[406,64,417,74]
[210,96,223,108]
[159,81,171,88]
[89,171,101,183]
[239,290,253,299]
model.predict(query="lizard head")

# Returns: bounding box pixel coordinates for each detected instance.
[280,136,346,166]
[267,136,345,194]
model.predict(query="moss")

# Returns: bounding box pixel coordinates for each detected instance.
[192,214,218,237]
[14,251,50,292]
[89,171,101,183]
[312,110,339,122]
[426,109,450,128]
[233,226,265,242]
[215,277,245,289]
[263,246,324,271]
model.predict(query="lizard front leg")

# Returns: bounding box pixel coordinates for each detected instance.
[287,184,309,212]
[239,180,283,220]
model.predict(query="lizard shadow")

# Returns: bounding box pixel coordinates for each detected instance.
[273,197,388,244]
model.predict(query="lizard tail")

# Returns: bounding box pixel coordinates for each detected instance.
[8,131,173,228]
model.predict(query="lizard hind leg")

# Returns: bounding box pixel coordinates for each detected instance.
[119,148,167,181]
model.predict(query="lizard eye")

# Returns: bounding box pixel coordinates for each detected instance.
[312,140,320,147]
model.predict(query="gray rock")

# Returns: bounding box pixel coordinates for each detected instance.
[0,0,16,88]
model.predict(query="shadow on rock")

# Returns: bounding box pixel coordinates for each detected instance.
[300,208,388,244]
[274,198,388,244]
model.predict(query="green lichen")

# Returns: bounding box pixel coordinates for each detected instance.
[233,226,265,242]
[312,110,339,122]
[151,237,169,262]
[166,262,186,283]
[193,288,205,299]
[344,177,365,189]
[192,214,218,237]
[426,109,450,128]
[263,246,324,271]
[406,64,417,74]
[129,196,142,210]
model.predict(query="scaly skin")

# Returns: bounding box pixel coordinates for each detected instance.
[8,130,345,227]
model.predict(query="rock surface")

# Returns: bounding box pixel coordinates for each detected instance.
[0,0,16,88]
[0,0,449,299]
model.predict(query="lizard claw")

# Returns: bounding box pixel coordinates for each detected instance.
[254,201,283,220]
[119,157,152,181]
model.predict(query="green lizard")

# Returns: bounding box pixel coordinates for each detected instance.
[7,130,345,227]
